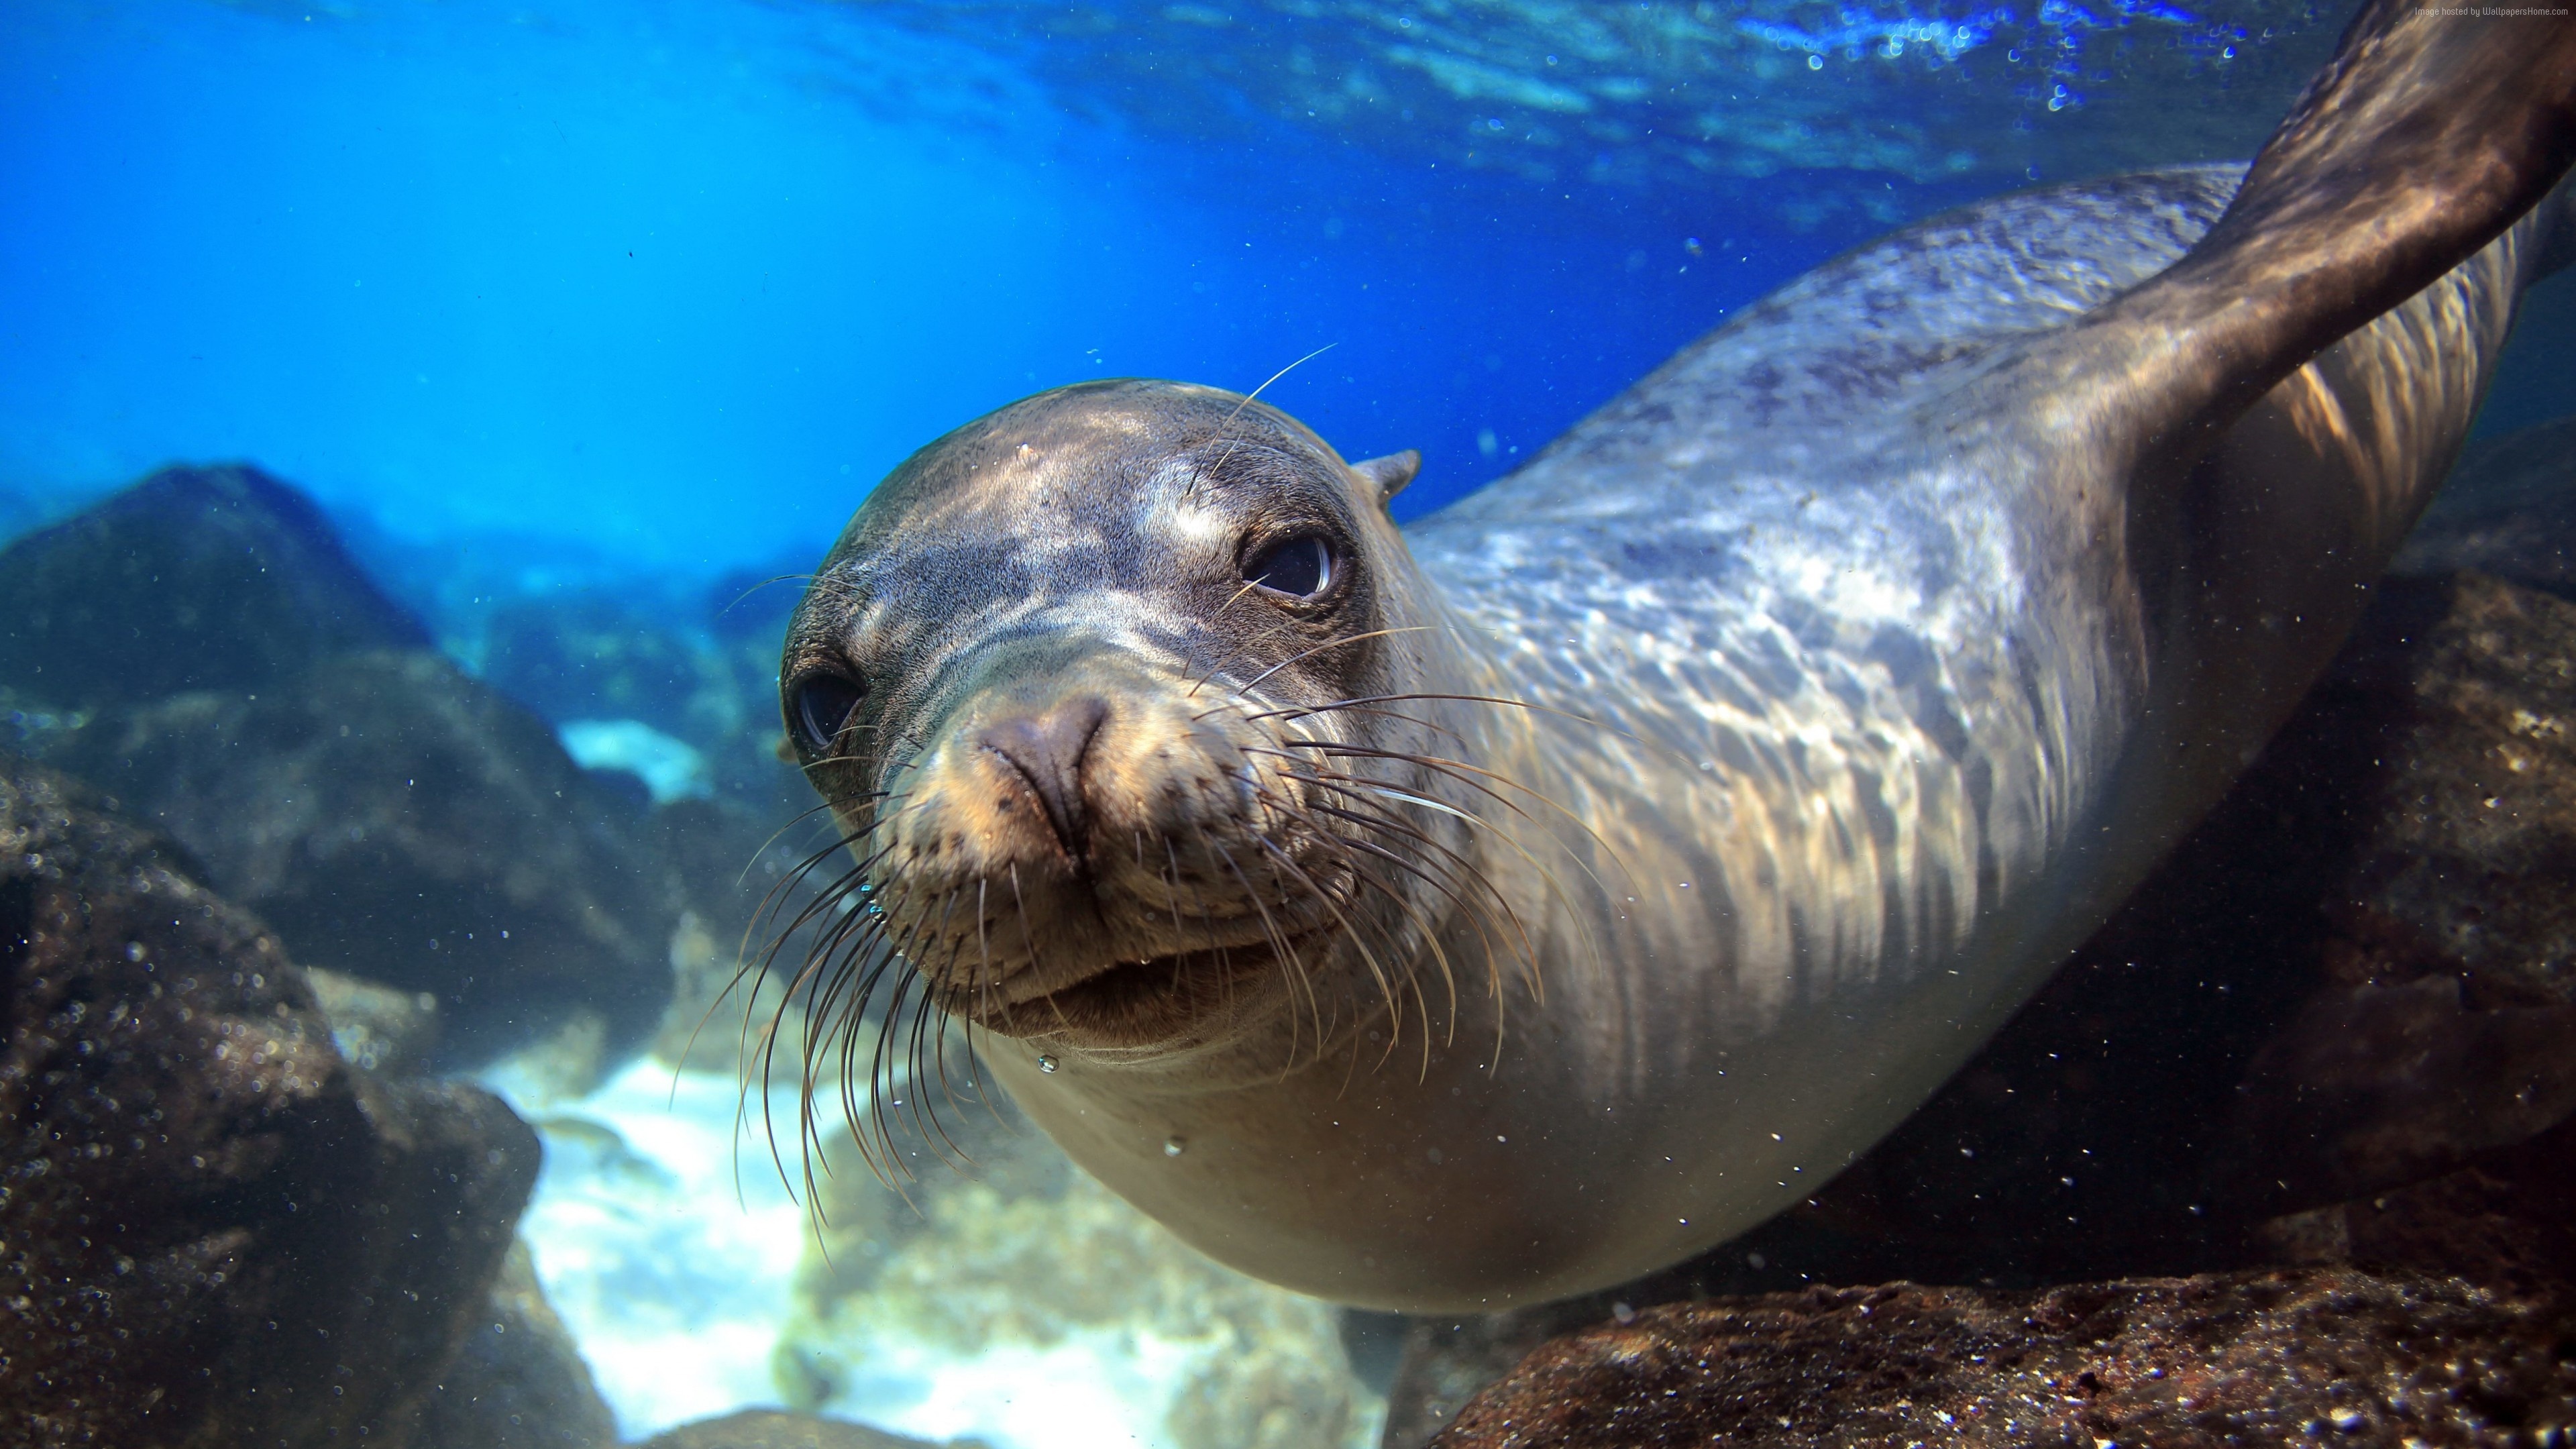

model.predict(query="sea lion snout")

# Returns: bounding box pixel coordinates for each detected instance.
[976,694,1110,861]
[870,646,1353,1045]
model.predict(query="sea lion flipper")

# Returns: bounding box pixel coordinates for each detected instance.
[2084,0,2576,459]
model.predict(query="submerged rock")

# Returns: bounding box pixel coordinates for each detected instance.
[0,751,539,1448]
[0,462,428,710]
[2396,416,2576,601]
[2214,572,2576,1213]
[40,648,682,1063]
[1429,1271,2575,1448]
[414,1241,622,1449]
[0,464,710,1068]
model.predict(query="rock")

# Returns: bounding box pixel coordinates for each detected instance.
[413,1241,621,1449]
[307,965,443,1075]
[2215,572,2576,1212]
[635,1409,979,1449]
[1428,1271,2576,1448]
[38,649,681,1064]
[0,462,429,710]
[2397,417,2576,600]
[2255,1114,2576,1309]
[0,751,540,1448]
[0,466,693,1067]
[482,592,708,733]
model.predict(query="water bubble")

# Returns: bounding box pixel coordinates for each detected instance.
[1036,1054,1059,1073]
[1806,54,1823,70]
[1163,1136,1186,1157]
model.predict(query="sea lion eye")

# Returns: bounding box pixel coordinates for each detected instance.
[792,670,868,753]
[1243,533,1336,600]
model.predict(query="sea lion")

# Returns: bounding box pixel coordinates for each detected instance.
[775,0,2576,1312]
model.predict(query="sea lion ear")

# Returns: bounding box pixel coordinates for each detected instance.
[1352,450,1421,506]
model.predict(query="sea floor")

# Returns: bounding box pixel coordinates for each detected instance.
[483,1052,1387,1449]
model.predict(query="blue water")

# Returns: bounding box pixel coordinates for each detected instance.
[1,0,2359,591]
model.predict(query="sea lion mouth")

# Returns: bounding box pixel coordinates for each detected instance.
[968,928,1334,1043]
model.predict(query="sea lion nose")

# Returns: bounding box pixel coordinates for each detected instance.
[979,695,1111,861]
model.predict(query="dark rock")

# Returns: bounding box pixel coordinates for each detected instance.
[0,751,539,1448]
[2398,416,2576,600]
[307,965,443,1075]
[2215,572,2576,1212]
[413,1242,620,1449]
[0,463,429,710]
[2255,1114,2576,1308]
[482,592,706,729]
[636,1409,982,1449]
[1429,1271,2576,1449]
[38,649,681,1063]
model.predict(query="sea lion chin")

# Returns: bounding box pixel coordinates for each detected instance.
[777,4,2576,1313]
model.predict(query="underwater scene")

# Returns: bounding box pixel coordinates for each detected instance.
[4,0,2575,1446]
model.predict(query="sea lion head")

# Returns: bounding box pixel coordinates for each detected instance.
[781,380,1479,1065]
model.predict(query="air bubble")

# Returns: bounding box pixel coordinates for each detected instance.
[1163,1136,1186,1157]
[1036,1054,1059,1073]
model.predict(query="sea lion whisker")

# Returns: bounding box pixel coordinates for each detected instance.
[1289,771,1582,1002]
[1254,691,1627,744]
[884,889,977,1167]
[1004,861,1083,1041]
[837,880,936,1168]
[1293,741,1636,891]
[1279,706,1474,752]
[1183,580,1290,697]
[814,924,922,1189]
[1210,838,1326,1071]
[1252,833,1409,1072]
[720,571,828,621]
[1283,755,1615,959]
[1163,833,1245,1025]
[1274,742,1542,818]
[736,846,902,1176]
[1202,341,1338,481]
[1279,802,1466,1061]
[1250,748,1537,843]
[1297,800,1521,1006]
[848,873,951,1170]
[1228,625,1434,700]
[919,886,987,1130]
[734,795,883,894]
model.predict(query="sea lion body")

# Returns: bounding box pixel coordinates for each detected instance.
[782,5,2576,1311]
